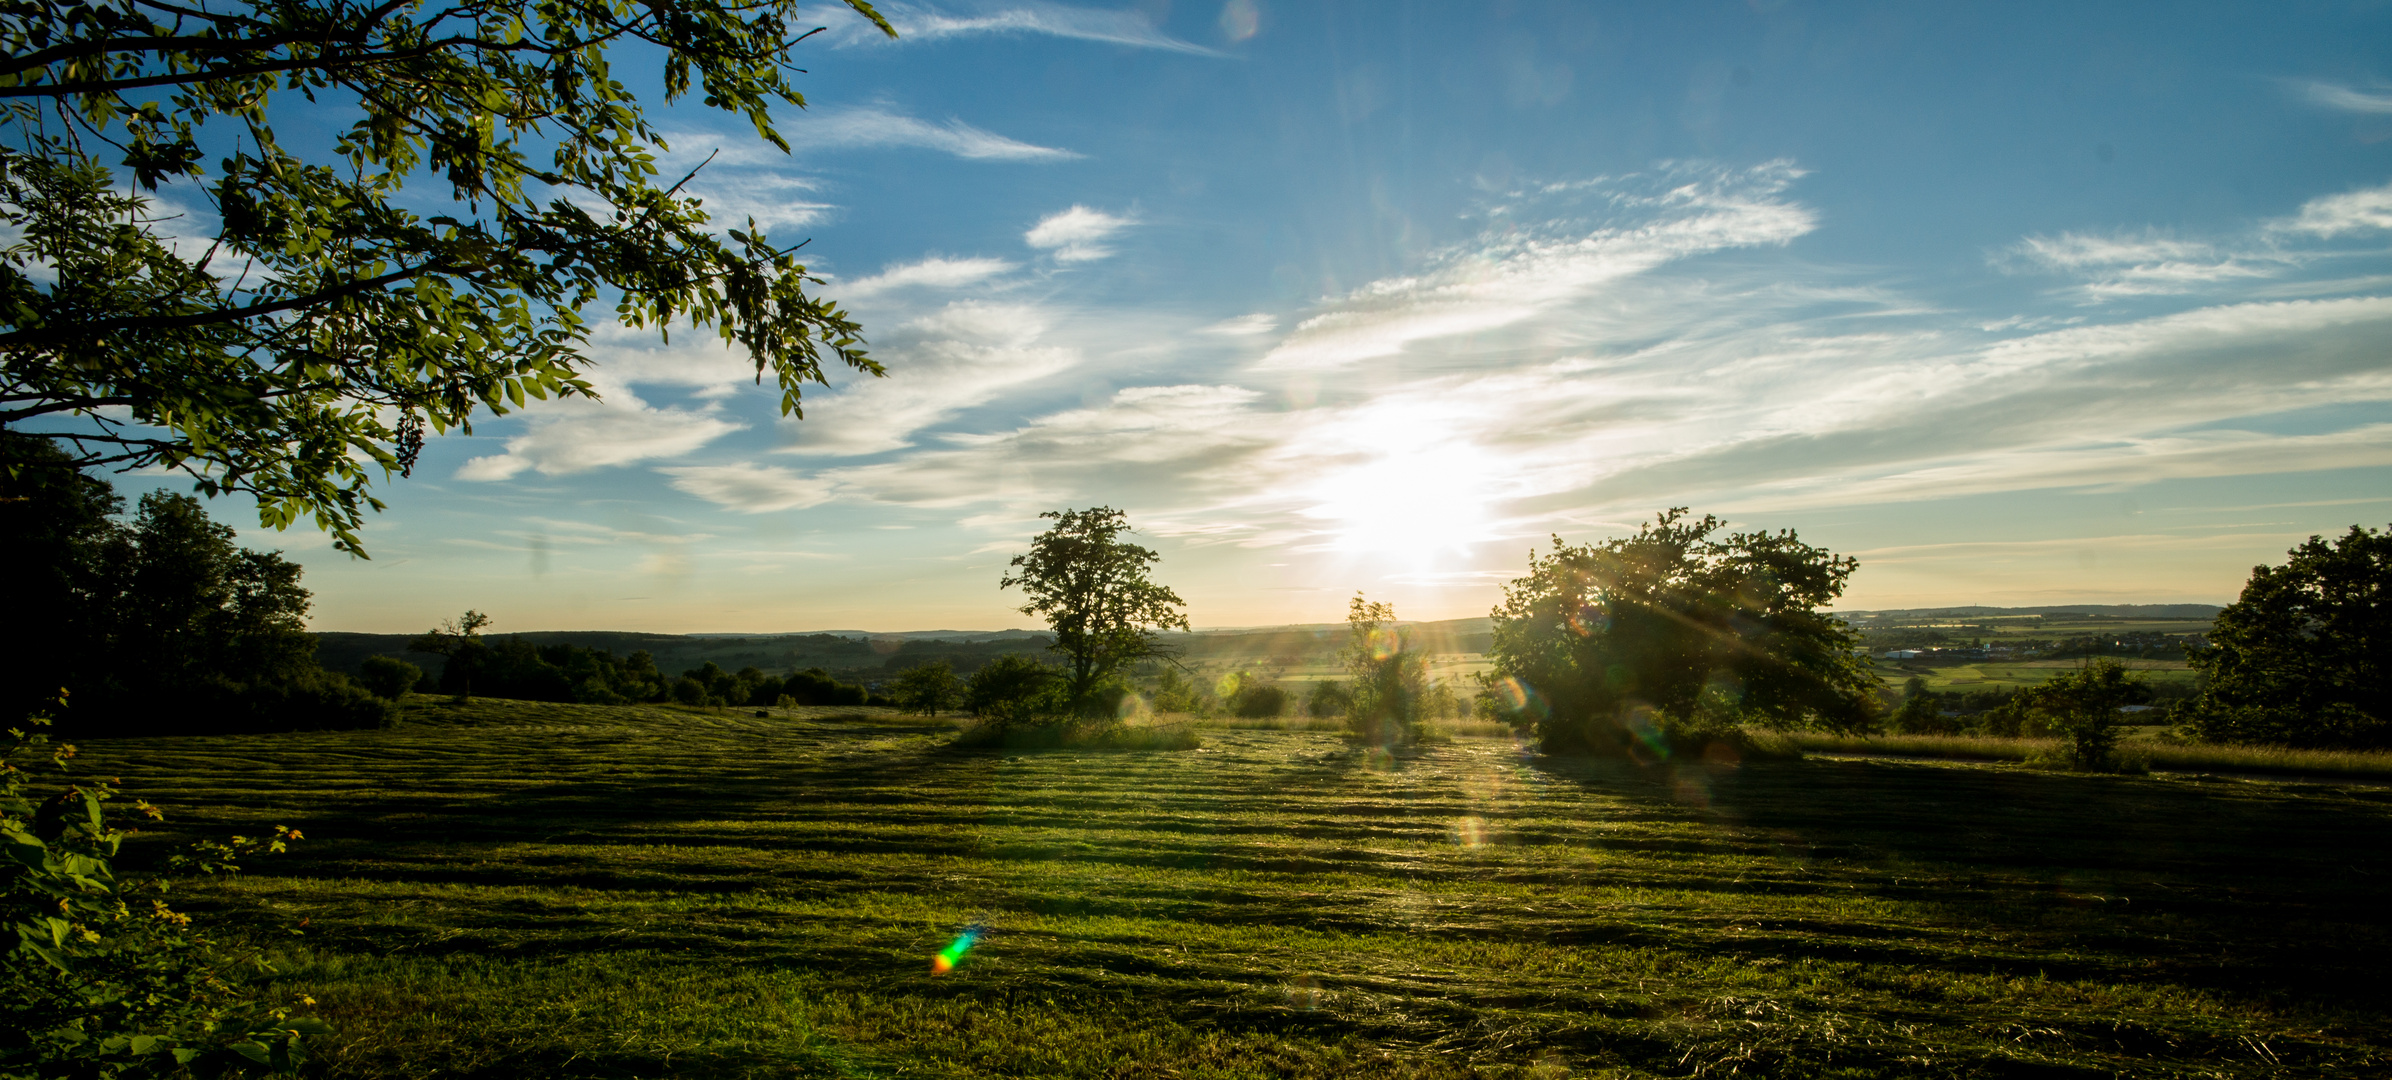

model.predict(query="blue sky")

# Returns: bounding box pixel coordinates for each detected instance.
[239,0,2392,632]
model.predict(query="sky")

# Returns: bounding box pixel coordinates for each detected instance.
[188,0,2392,632]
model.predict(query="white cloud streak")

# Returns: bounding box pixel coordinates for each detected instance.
[1258,162,1817,370]
[783,104,1078,161]
[662,463,837,512]
[780,301,1081,456]
[835,256,1017,298]
[2277,181,2392,238]
[455,396,747,481]
[2297,80,2392,115]
[802,1,1222,54]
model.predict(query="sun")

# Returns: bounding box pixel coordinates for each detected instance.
[1301,444,1502,563]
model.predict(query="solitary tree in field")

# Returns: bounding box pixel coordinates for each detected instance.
[1002,508,1190,716]
[2175,525,2389,749]
[1487,508,1880,755]
[2018,659,2151,770]
[1343,594,1429,745]
[892,661,963,717]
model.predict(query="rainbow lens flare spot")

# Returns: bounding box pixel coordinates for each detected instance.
[930,926,981,975]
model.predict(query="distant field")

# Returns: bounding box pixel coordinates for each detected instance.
[1889,659,2200,693]
[78,698,2390,1078]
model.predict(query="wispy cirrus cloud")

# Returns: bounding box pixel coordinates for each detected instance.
[2006,231,2284,300]
[1256,162,1817,371]
[2009,180,2392,301]
[455,395,747,481]
[802,1,1222,55]
[833,255,1017,299]
[661,463,837,512]
[2275,180,2392,238]
[780,301,1081,457]
[782,104,1078,161]
[2293,79,2392,115]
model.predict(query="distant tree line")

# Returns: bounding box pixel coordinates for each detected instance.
[379,617,895,710]
[0,436,387,734]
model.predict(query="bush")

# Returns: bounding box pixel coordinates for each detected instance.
[3,711,327,1076]
[1343,596,1428,746]
[155,669,393,735]
[2017,659,2149,771]
[1306,680,1354,719]
[670,677,708,707]
[1149,667,1207,716]
[967,655,1063,726]
[356,655,423,700]
[1226,674,1289,719]
[892,661,962,716]
[782,668,870,707]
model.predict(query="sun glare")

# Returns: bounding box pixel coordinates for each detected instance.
[1302,443,1504,563]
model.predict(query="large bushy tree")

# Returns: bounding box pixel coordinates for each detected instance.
[2176,525,2388,749]
[1001,507,1190,714]
[1,0,892,554]
[1487,508,1879,755]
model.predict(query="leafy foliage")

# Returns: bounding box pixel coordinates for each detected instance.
[0,446,387,734]
[2176,525,2389,749]
[1001,508,1190,713]
[0,0,893,553]
[1487,508,1880,755]
[354,655,424,700]
[890,661,960,717]
[1222,673,1289,719]
[964,655,1061,726]
[3,709,323,1076]
[2016,659,2150,770]
[1342,595,1428,745]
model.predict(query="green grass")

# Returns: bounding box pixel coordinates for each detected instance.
[1782,731,2392,779]
[66,695,2392,1078]
[1875,660,2202,694]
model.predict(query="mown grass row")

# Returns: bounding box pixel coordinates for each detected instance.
[71,696,2392,1078]
[1779,730,2392,778]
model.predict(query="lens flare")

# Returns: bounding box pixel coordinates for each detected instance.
[929,925,981,975]
[1489,675,1550,726]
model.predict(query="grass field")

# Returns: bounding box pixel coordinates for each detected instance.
[72,697,2392,1078]
[1875,660,2200,694]
[1777,731,2392,779]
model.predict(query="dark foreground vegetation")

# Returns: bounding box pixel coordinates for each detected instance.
[74,697,2392,1079]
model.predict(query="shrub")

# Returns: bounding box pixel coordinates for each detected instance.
[1306,680,1354,719]
[967,655,1063,726]
[1343,595,1428,746]
[670,677,708,707]
[782,668,870,707]
[356,655,423,700]
[1225,673,1289,719]
[178,669,393,734]
[892,661,963,717]
[1149,667,1207,716]
[2018,659,2149,771]
[3,710,327,1076]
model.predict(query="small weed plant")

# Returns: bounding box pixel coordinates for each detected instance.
[3,706,324,1077]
